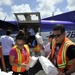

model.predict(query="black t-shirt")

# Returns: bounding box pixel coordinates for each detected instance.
[66,45,75,60]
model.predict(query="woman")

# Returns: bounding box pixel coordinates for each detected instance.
[44,34,53,57]
[9,33,30,75]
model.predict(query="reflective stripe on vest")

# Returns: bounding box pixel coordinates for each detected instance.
[33,45,40,52]
[58,41,73,68]
[16,47,22,72]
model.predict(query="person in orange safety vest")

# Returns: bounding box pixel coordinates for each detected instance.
[32,39,41,57]
[9,33,30,75]
[49,24,75,75]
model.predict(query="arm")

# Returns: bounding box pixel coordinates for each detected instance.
[9,55,29,68]
[9,50,29,68]
[9,55,19,67]
[64,59,75,75]
[65,45,75,74]
[56,69,65,75]
[56,59,75,75]
[47,51,51,59]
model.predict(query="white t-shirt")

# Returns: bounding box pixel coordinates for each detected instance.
[0,35,15,55]
[28,28,35,36]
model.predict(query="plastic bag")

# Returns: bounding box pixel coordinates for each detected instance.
[35,33,44,45]
[28,56,38,68]
[0,71,13,75]
[39,56,58,75]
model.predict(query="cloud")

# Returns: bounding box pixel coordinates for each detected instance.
[0,11,7,20]
[36,0,63,18]
[11,4,32,13]
[5,14,16,21]
[66,0,75,10]
[0,0,64,20]
[0,0,13,20]
[0,7,7,20]
[5,4,32,21]
[0,8,3,11]
[54,8,63,15]
[0,0,13,6]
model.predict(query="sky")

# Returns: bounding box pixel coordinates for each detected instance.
[0,0,75,21]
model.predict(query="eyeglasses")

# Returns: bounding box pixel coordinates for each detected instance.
[52,33,62,38]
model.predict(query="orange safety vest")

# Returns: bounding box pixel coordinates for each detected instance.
[12,45,30,72]
[51,37,75,72]
[33,45,40,52]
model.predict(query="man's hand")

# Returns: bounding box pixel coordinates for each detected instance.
[26,66,30,71]
[56,69,65,75]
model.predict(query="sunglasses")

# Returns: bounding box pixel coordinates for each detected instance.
[52,33,62,38]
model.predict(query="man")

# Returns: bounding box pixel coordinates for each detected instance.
[27,25,36,46]
[27,26,35,36]
[0,29,15,71]
[50,24,75,75]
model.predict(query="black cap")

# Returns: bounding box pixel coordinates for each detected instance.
[47,34,53,38]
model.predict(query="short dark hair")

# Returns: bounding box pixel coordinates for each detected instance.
[53,24,65,33]
[6,29,12,35]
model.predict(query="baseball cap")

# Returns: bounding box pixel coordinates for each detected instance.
[47,32,53,38]
[47,34,53,38]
